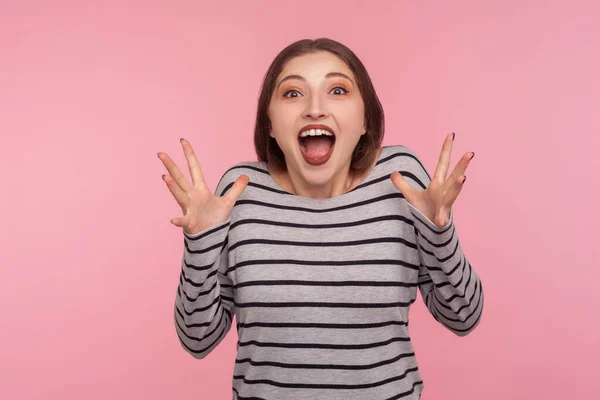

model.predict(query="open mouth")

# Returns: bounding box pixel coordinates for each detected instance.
[298,129,336,166]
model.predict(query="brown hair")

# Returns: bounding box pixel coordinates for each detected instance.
[254,38,385,176]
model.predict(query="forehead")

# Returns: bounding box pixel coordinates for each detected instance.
[279,51,355,81]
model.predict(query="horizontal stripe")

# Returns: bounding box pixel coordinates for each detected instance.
[180,294,221,315]
[234,351,415,370]
[221,181,290,196]
[444,265,474,305]
[353,170,424,192]
[417,225,456,248]
[229,214,412,231]
[234,280,418,289]
[234,193,404,213]
[375,151,431,180]
[179,271,218,299]
[229,237,417,251]
[384,381,425,400]
[432,279,482,323]
[227,258,421,274]
[184,238,226,254]
[432,262,466,290]
[224,170,425,199]
[180,267,218,289]
[182,258,216,272]
[233,380,424,400]
[234,301,412,309]
[433,292,484,334]
[412,211,453,235]
[430,259,471,308]
[419,239,459,263]
[223,164,270,176]
[175,301,226,329]
[232,366,420,389]
[238,335,410,350]
[236,320,408,330]
[176,309,226,343]
[233,390,267,400]
[184,220,229,241]
[176,319,229,355]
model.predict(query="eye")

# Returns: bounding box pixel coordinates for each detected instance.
[330,86,349,95]
[283,86,349,98]
[283,89,302,98]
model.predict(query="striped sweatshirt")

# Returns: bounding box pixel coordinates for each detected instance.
[174,145,484,399]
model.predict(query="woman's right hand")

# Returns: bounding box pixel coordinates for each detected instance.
[158,138,249,235]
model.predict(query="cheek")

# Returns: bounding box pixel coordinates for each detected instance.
[269,106,297,130]
[271,121,304,147]
[334,101,365,131]
[339,113,366,136]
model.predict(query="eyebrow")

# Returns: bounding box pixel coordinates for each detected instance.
[276,72,355,91]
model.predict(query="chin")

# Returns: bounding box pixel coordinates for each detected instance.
[297,153,341,184]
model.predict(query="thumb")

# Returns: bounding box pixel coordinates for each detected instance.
[224,174,249,205]
[390,171,414,201]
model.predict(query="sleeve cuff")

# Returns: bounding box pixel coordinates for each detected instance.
[407,202,454,237]
[183,218,231,240]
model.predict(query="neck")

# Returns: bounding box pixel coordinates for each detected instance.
[269,147,382,199]
[287,162,355,199]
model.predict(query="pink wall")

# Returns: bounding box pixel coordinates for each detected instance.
[1,0,598,399]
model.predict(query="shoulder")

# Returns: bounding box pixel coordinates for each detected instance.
[214,161,267,196]
[380,145,432,189]
[380,145,428,173]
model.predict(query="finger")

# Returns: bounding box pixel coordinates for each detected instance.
[162,174,190,212]
[180,138,205,187]
[432,132,454,182]
[158,152,192,193]
[434,206,452,227]
[444,173,467,209]
[223,175,250,206]
[390,171,416,202]
[170,216,188,228]
[445,151,474,191]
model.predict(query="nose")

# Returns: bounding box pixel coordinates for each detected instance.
[303,93,329,119]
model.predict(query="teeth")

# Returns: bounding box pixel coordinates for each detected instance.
[299,128,333,137]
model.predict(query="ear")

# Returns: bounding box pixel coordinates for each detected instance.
[266,113,274,138]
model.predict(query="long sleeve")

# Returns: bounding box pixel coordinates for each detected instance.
[174,171,240,359]
[411,204,483,336]
[401,147,484,336]
[174,220,236,358]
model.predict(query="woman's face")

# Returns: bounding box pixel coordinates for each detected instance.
[268,51,366,186]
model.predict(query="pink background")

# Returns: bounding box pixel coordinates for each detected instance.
[1,0,599,399]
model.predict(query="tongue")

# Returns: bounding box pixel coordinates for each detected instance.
[303,136,333,158]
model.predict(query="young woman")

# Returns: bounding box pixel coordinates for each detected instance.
[158,38,483,399]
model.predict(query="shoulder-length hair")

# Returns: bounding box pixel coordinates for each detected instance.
[254,38,385,175]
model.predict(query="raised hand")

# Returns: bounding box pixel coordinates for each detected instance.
[390,132,475,228]
[158,138,249,235]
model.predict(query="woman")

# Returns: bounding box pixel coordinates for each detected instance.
[158,38,483,399]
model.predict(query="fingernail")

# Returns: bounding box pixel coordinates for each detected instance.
[452,132,455,141]
[157,152,161,158]
[180,138,185,143]
[471,152,475,160]
[162,174,166,181]
[170,219,175,225]
[463,176,467,184]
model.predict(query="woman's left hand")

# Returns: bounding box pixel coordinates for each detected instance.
[390,132,475,228]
